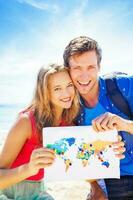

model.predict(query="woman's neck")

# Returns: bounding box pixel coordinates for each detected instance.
[53,107,63,126]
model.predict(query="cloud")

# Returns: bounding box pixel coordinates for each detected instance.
[18,0,59,13]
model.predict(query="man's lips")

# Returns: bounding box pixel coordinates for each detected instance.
[77,80,91,86]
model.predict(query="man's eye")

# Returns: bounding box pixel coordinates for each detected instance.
[73,67,79,70]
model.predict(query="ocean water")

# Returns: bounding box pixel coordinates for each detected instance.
[0,104,25,133]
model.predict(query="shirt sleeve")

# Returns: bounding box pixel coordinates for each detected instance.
[116,74,133,113]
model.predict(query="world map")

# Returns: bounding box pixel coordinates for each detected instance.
[46,137,113,172]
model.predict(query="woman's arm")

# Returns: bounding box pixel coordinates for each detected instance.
[0,114,31,168]
[0,148,55,189]
[0,114,55,189]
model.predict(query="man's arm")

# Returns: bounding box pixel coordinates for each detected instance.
[86,180,108,200]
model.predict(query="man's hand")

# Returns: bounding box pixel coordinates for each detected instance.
[92,113,126,160]
[92,112,130,132]
[112,135,125,159]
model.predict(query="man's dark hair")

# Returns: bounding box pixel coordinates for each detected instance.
[63,36,102,67]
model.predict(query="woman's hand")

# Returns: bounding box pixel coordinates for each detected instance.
[28,148,56,176]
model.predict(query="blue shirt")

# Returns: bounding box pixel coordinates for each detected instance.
[76,75,133,176]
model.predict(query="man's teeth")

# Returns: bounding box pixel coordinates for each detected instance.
[78,81,90,85]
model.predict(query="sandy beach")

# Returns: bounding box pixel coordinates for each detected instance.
[0,131,91,200]
[46,181,90,200]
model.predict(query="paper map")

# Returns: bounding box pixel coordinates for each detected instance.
[43,126,120,181]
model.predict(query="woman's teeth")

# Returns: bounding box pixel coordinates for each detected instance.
[61,97,71,102]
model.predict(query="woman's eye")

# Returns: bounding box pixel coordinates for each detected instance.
[54,88,61,91]
[68,83,74,87]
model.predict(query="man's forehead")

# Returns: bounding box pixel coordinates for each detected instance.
[69,51,97,64]
[69,53,83,66]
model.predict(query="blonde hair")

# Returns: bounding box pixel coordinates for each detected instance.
[29,63,79,131]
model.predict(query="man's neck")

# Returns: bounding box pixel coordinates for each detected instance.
[81,83,99,108]
[82,94,98,108]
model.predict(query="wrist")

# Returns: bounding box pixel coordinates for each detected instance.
[20,163,33,177]
[124,120,133,134]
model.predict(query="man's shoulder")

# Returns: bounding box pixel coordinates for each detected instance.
[100,72,133,81]
[114,73,133,96]
[100,72,133,96]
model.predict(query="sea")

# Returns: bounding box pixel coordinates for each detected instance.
[0,104,26,147]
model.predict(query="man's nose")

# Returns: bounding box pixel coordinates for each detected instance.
[80,71,89,79]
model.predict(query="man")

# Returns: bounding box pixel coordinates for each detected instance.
[63,36,133,200]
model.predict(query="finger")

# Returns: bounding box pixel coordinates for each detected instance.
[92,114,107,132]
[43,147,55,153]
[107,116,117,129]
[115,153,125,159]
[34,157,55,165]
[92,120,99,132]
[36,162,54,168]
[101,117,113,131]
[107,117,116,130]
[94,116,107,132]
[113,146,126,153]
[36,147,55,154]
[112,141,125,147]
[33,149,55,159]
[117,135,122,142]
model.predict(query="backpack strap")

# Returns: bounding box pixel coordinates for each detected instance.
[105,77,133,119]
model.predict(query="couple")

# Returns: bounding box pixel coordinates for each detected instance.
[0,36,133,200]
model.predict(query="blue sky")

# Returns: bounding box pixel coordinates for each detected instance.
[0,0,133,104]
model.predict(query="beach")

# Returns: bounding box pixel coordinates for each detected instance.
[46,181,90,200]
[0,131,90,200]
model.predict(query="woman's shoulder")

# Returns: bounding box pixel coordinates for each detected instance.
[17,111,31,125]
[11,111,32,138]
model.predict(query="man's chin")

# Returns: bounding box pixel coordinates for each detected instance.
[78,89,90,95]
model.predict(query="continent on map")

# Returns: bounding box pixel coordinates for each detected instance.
[76,140,112,168]
[46,137,76,172]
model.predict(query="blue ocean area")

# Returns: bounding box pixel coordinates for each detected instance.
[0,104,25,132]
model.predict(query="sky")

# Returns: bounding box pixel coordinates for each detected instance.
[0,0,133,105]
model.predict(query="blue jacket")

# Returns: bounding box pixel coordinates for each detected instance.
[76,75,133,175]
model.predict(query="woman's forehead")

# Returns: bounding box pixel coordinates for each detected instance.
[49,71,71,86]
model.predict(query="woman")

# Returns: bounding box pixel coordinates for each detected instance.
[0,63,80,199]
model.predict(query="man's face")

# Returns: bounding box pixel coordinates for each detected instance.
[69,51,99,96]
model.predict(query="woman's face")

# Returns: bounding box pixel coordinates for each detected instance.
[49,71,75,109]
